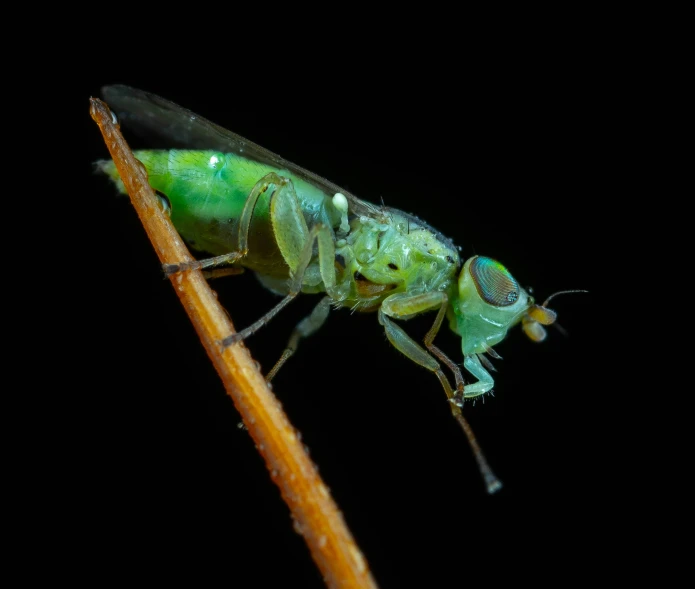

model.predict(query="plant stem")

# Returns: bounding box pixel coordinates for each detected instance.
[90,97,378,589]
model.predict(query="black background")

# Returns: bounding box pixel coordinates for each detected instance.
[63,44,626,586]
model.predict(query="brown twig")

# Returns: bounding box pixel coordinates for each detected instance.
[90,97,378,589]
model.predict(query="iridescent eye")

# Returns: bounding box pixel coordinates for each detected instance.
[470,256,520,307]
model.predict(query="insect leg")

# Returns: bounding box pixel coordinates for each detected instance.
[162,173,286,274]
[266,296,331,382]
[377,301,453,397]
[222,221,339,346]
[418,297,494,402]
[221,175,340,347]
[460,356,495,398]
[380,292,466,394]
[202,267,245,280]
[379,295,501,493]
[422,298,468,393]
[381,292,495,399]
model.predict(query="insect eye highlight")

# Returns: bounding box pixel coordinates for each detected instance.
[470,256,520,307]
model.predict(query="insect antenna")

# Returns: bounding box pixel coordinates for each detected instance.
[524,289,588,340]
[541,289,589,307]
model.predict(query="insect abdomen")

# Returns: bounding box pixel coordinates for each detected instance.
[102,149,339,278]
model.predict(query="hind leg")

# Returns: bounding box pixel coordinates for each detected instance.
[218,174,342,347]
[162,172,285,274]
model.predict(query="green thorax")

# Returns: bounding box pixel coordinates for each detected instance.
[332,208,461,312]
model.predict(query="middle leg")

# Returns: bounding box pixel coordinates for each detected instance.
[265,296,331,382]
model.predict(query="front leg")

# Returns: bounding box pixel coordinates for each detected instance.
[460,356,495,399]
[380,291,460,402]
[381,291,498,401]
[381,292,467,397]
[378,292,501,493]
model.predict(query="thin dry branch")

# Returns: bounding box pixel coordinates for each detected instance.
[91,97,379,589]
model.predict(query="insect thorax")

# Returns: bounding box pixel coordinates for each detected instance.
[333,208,460,312]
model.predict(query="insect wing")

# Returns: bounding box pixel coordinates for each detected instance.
[102,85,379,218]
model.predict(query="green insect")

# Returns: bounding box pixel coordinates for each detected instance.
[98,85,581,493]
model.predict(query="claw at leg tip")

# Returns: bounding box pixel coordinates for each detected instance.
[221,334,242,348]
[449,395,465,408]
[163,263,180,275]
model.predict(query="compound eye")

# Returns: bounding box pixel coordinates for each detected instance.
[470,256,520,307]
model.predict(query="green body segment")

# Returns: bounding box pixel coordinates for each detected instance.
[108,149,342,279]
[101,145,544,399]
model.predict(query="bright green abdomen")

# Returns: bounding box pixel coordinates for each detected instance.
[126,150,336,278]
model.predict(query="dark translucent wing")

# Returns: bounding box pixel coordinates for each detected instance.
[102,85,379,217]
